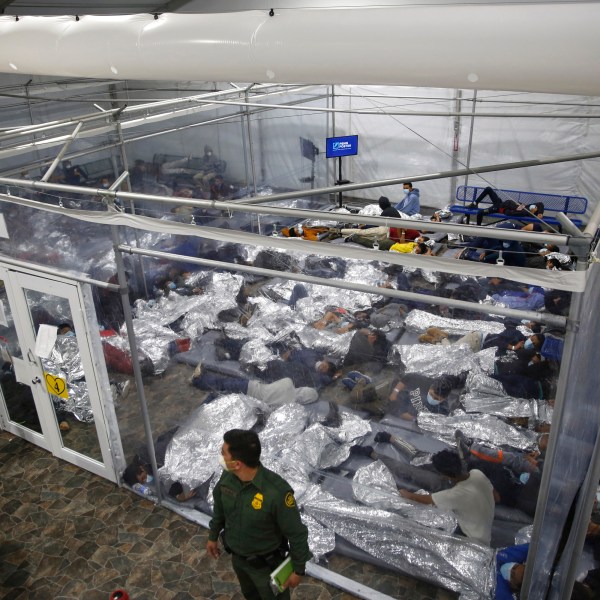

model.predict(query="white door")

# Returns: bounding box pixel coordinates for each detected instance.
[0,267,118,482]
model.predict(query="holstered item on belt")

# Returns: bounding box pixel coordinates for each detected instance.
[229,538,288,570]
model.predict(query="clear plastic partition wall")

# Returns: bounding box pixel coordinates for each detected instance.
[96,211,576,598]
[0,79,598,599]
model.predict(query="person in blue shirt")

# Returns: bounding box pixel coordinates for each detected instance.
[394,182,420,215]
[496,543,529,599]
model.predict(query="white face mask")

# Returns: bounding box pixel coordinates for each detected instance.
[403,188,410,194]
[426,392,442,406]
[218,455,236,471]
[146,474,154,484]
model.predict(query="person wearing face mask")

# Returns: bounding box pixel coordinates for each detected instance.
[394,182,421,216]
[387,373,466,421]
[122,427,202,502]
[207,429,312,599]
[495,333,546,377]
[495,544,529,599]
[192,144,226,186]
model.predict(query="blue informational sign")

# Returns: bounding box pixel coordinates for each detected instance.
[326,134,359,158]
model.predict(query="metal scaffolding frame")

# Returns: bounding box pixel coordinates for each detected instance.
[0,80,599,600]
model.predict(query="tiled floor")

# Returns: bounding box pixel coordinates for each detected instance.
[0,430,458,600]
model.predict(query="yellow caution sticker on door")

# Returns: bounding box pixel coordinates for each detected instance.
[44,373,68,399]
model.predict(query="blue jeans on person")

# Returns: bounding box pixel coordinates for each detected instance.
[192,370,249,394]
[341,371,372,391]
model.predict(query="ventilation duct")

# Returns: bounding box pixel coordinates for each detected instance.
[0,4,599,95]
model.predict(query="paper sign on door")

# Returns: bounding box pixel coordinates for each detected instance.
[44,372,68,399]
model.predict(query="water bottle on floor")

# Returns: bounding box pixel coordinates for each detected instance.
[132,483,153,497]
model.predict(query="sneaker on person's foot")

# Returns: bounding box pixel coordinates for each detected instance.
[374,431,392,444]
[454,429,472,459]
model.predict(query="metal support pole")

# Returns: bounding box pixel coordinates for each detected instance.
[338,156,343,208]
[463,90,477,188]
[240,105,250,196]
[331,85,336,194]
[549,429,600,599]
[521,236,591,599]
[108,171,130,193]
[41,122,83,182]
[0,175,580,248]
[244,88,258,198]
[450,89,462,197]
[23,79,41,164]
[118,243,568,328]
[114,120,149,298]
[110,228,163,503]
[234,148,600,207]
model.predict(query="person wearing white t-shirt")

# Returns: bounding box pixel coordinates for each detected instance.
[398,449,495,545]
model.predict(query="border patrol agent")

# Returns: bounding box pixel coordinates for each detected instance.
[207,429,312,599]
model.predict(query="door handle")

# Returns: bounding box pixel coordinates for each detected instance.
[32,376,41,384]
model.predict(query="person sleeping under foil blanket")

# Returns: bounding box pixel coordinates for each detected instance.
[211,335,339,391]
[336,372,466,420]
[190,362,319,407]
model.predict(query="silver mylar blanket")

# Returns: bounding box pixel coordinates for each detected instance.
[304,496,494,599]
[392,343,478,377]
[418,410,540,452]
[42,335,93,423]
[463,371,553,423]
[352,461,458,533]
[404,309,505,337]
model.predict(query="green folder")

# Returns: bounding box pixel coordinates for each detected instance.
[269,556,293,593]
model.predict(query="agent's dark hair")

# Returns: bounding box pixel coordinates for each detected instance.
[57,322,72,333]
[402,181,413,189]
[123,461,144,486]
[534,202,544,214]
[378,196,391,209]
[432,449,464,478]
[223,429,261,467]
[415,242,428,254]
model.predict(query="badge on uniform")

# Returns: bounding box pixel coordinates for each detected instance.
[252,492,263,510]
[284,492,296,508]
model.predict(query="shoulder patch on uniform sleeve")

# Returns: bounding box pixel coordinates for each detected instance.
[284,492,296,508]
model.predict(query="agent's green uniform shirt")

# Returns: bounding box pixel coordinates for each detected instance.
[208,464,312,573]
